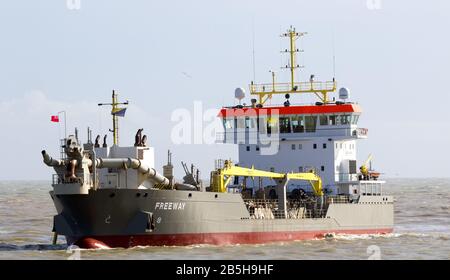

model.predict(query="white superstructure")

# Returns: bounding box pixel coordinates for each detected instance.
[217,26,384,196]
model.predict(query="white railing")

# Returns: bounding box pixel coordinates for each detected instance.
[250,81,336,94]
[325,195,351,204]
[52,173,93,185]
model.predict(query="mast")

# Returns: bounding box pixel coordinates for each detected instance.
[112,92,118,145]
[249,26,337,105]
[98,90,129,146]
[281,26,305,91]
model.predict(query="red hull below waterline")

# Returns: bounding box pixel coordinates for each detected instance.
[73,228,393,249]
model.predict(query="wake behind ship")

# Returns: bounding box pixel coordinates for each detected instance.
[42,27,393,249]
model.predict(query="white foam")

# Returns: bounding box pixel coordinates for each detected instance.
[327,233,402,241]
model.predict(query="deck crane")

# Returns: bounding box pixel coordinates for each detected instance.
[210,160,323,196]
[210,160,323,218]
[359,154,380,180]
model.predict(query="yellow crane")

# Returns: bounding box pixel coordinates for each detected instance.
[360,154,380,180]
[210,160,323,196]
[359,154,373,178]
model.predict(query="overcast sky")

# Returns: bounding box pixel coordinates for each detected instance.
[0,0,449,180]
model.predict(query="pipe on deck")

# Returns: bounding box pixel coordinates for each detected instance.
[41,150,66,167]
[42,150,170,187]
[173,182,197,191]
[94,158,170,187]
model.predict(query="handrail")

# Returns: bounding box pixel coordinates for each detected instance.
[250,81,336,94]
[52,174,84,185]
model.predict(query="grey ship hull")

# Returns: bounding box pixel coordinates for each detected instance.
[51,188,393,248]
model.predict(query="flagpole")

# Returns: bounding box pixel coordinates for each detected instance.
[58,111,67,139]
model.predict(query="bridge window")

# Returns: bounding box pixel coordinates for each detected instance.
[313,143,317,149]
[245,117,251,129]
[236,117,246,129]
[352,115,359,125]
[223,118,234,130]
[319,115,328,126]
[266,116,278,135]
[245,117,256,129]
[329,115,337,125]
[340,115,351,125]
[280,117,292,133]
[257,117,266,133]
[299,144,303,149]
[291,144,296,150]
[323,143,327,149]
[291,115,305,133]
[305,116,317,132]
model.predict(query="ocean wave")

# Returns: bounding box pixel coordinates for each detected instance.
[327,231,450,242]
[0,243,67,252]
[396,224,450,233]
[324,233,402,241]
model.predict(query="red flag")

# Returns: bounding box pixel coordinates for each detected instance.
[51,115,59,122]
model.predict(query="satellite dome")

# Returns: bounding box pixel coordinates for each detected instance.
[338,87,350,100]
[234,87,246,101]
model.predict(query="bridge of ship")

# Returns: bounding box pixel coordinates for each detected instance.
[217,103,367,143]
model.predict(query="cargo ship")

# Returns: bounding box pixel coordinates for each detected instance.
[42,27,393,249]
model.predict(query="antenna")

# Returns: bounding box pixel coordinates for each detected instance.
[279,25,283,74]
[332,30,336,79]
[252,19,256,83]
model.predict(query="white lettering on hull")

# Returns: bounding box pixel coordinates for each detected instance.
[154,202,186,210]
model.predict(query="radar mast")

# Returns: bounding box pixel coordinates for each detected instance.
[250,26,337,105]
